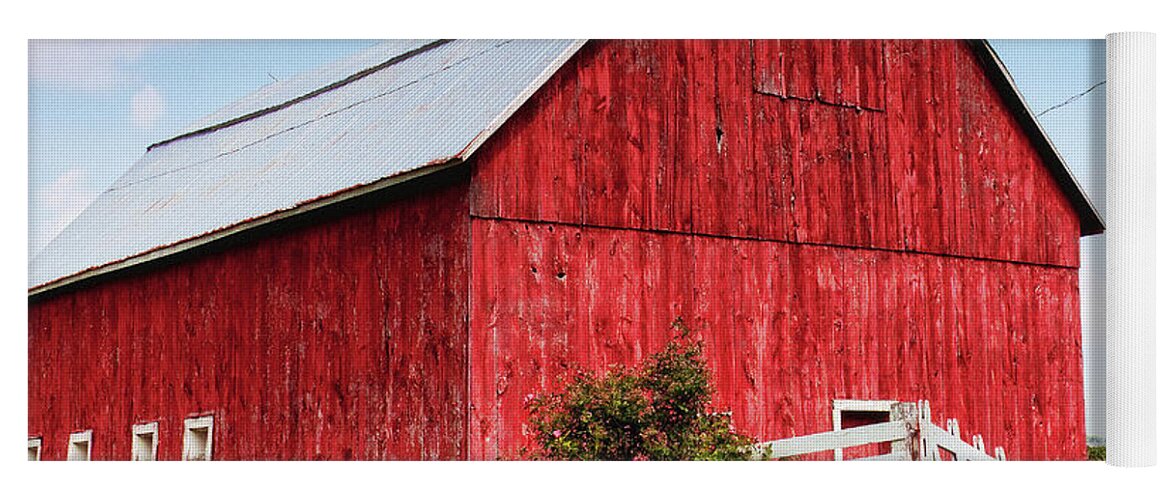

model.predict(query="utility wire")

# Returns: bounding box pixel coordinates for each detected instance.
[1037,80,1106,118]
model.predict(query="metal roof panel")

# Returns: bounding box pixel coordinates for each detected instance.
[30,39,584,291]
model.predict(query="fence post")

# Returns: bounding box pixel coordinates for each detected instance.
[918,400,939,461]
[890,402,920,460]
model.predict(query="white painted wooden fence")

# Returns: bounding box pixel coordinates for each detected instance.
[756,400,1007,461]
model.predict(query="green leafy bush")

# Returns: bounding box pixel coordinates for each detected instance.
[524,319,759,460]
[1087,446,1106,461]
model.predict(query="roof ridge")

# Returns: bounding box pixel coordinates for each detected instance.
[146,39,451,151]
[111,40,516,195]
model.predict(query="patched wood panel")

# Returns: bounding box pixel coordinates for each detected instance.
[752,39,887,110]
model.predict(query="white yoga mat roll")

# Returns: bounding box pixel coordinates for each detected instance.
[1106,31,1156,467]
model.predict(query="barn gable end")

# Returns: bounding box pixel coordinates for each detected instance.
[471,39,1092,268]
[466,40,1089,460]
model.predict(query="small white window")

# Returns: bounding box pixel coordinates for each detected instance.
[68,430,92,461]
[183,416,214,461]
[132,422,159,461]
[28,437,42,461]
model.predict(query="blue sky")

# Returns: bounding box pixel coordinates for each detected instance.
[28,40,380,254]
[27,39,1107,437]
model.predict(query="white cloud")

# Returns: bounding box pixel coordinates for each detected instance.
[29,40,157,91]
[29,168,102,257]
[131,86,166,129]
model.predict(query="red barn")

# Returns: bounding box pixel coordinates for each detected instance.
[28,39,1103,461]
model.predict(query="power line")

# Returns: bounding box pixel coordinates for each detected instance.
[1037,80,1106,118]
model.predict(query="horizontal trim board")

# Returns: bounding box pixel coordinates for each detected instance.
[469,214,1081,271]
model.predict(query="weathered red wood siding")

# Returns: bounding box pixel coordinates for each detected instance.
[467,222,1083,460]
[28,174,470,460]
[470,40,1080,266]
[468,40,1085,460]
[28,39,1087,462]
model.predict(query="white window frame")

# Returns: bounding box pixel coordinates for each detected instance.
[28,437,42,461]
[182,415,214,461]
[831,399,899,461]
[131,422,160,461]
[68,430,93,461]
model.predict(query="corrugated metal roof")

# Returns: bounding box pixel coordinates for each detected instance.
[174,39,440,137]
[30,39,585,292]
[29,39,1101,294]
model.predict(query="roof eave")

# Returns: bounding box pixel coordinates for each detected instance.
[968,39,1106,236]
[28,159,464,298]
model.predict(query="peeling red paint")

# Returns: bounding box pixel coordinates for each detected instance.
[471,40,1081,267]
[466,220,1083,460]
[29,40,1086,461]
[467,40,1085,460]
[29,175,470,460]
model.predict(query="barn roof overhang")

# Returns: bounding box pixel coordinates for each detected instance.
[29,39,1102,298]
[968,40,1106,237]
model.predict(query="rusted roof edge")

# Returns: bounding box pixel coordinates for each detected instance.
[147,39,452,151]
[968,39,1105,236]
